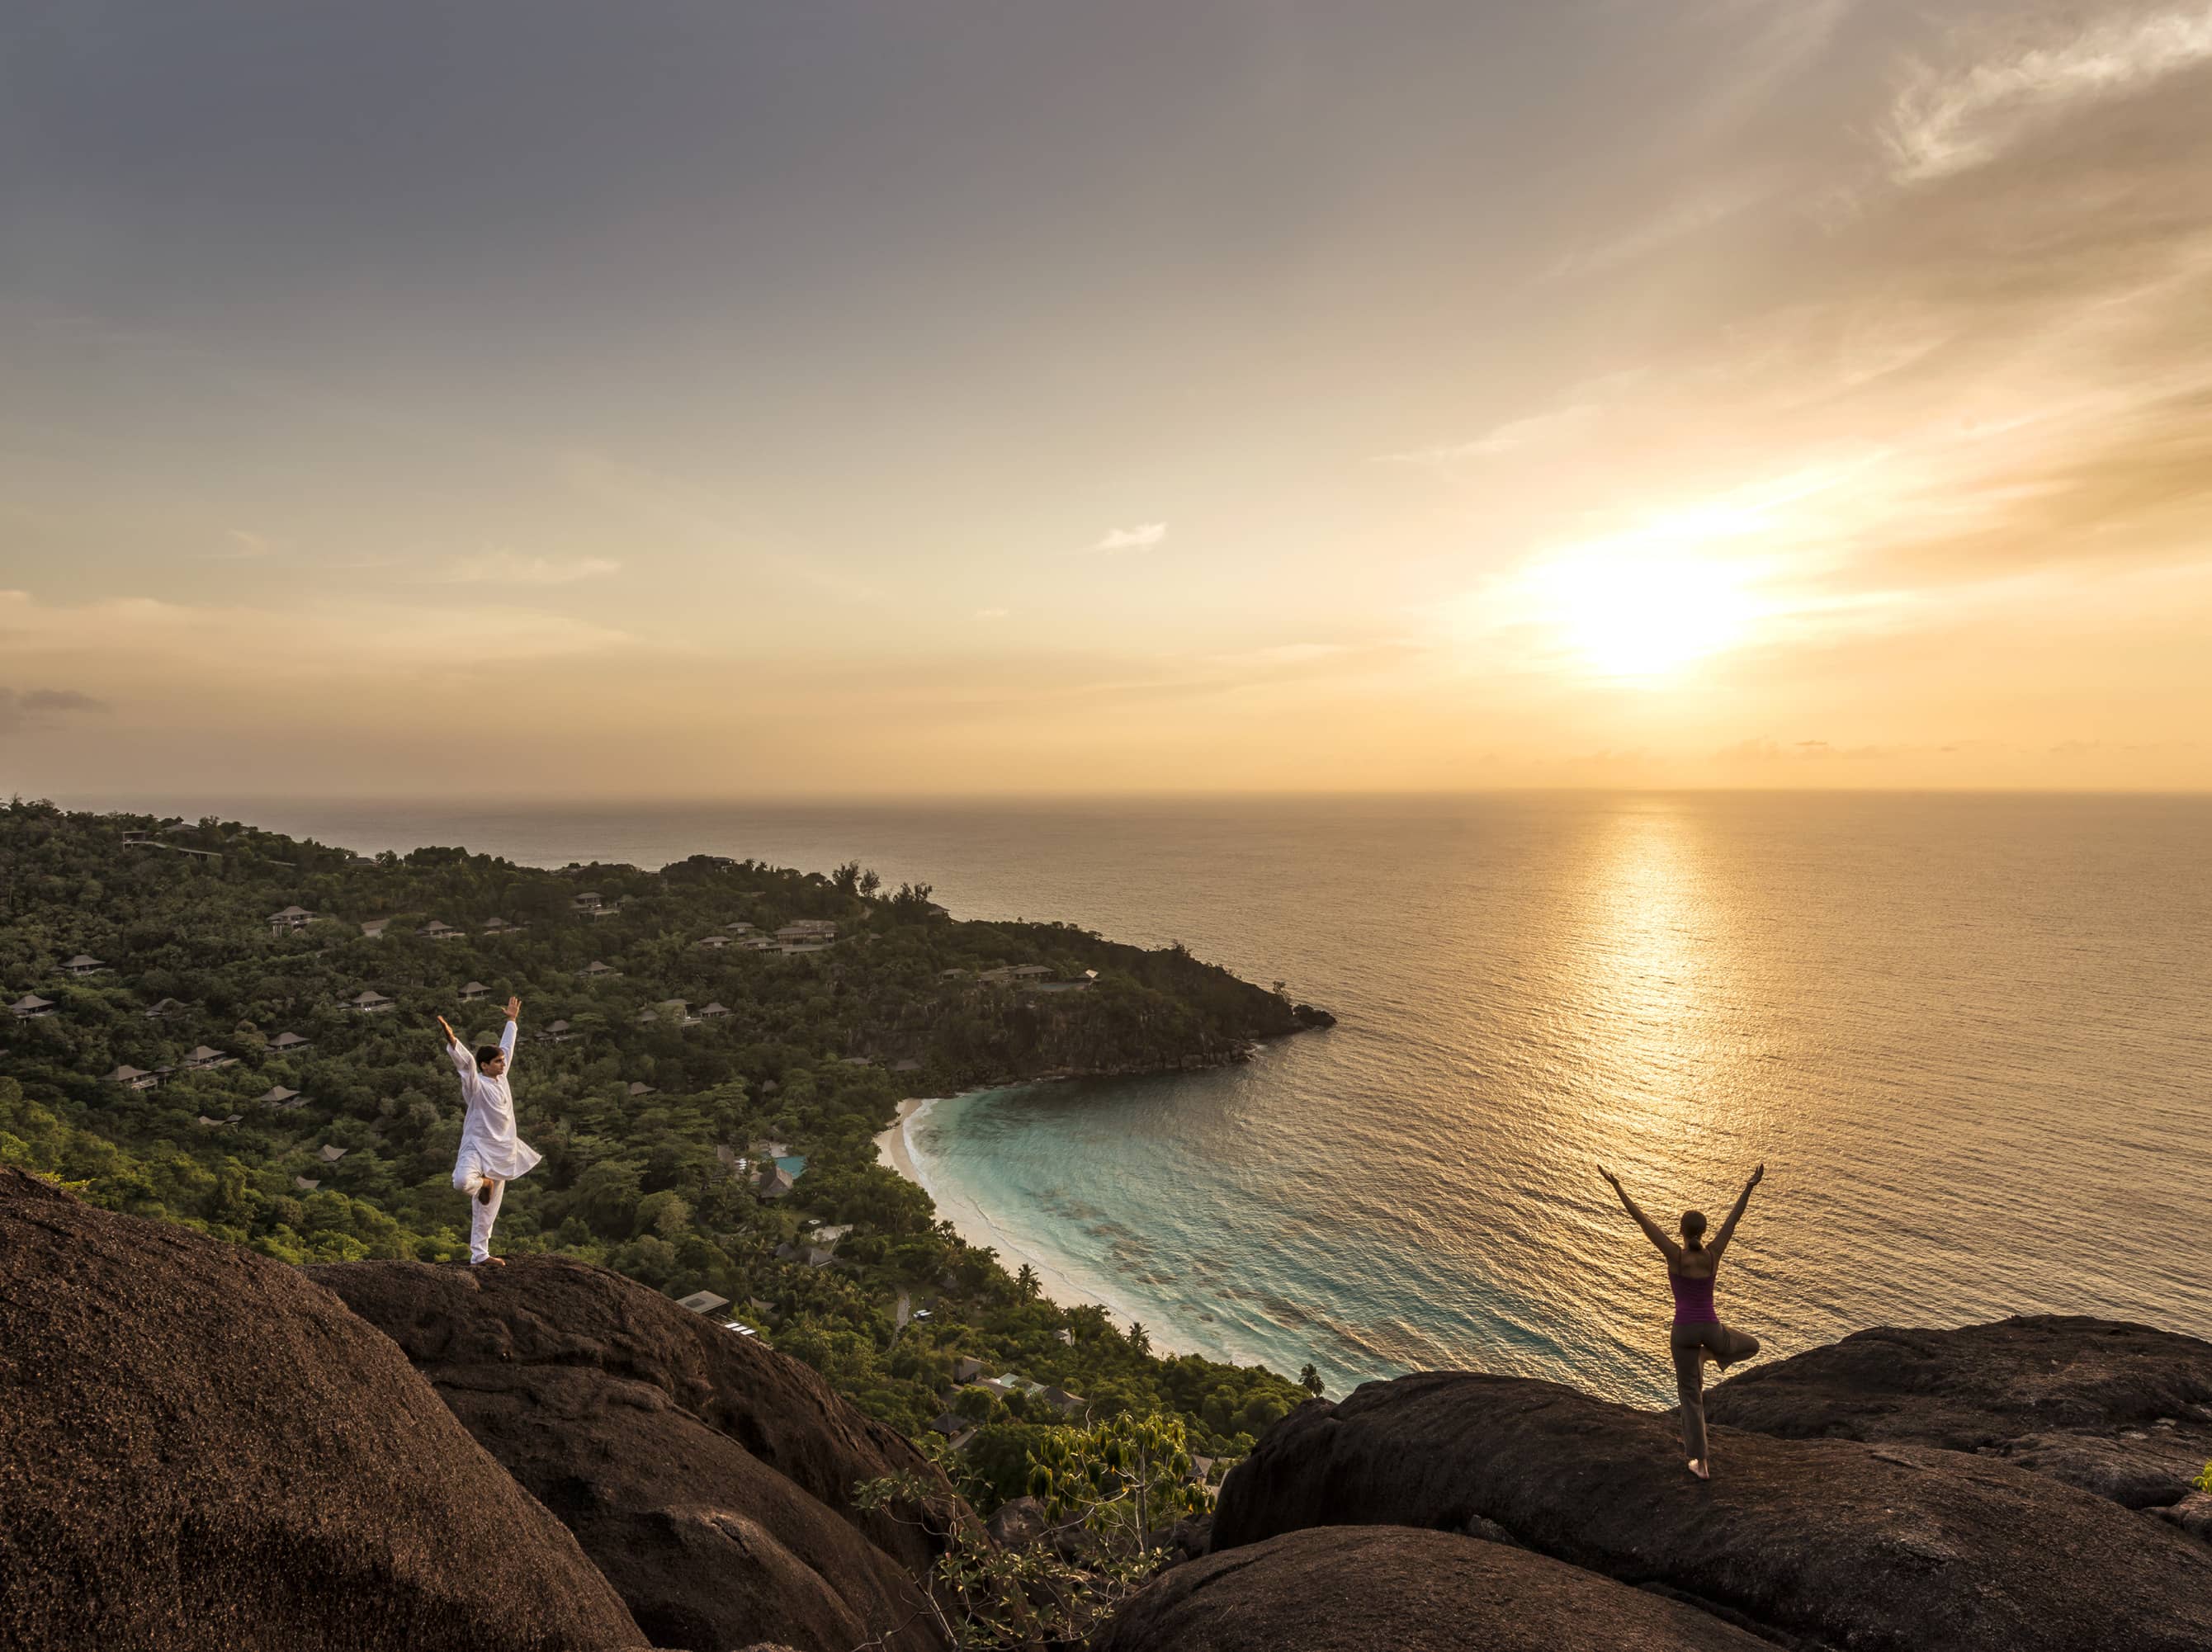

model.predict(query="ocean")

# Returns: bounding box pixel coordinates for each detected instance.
[106,791,2212,1405]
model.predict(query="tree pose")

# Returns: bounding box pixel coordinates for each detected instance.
[1599,1163,1765,1480]
[438,996,541,1267]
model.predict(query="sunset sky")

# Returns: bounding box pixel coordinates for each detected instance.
[5,1,2210,798]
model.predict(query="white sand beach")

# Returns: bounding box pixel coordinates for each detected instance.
[872,1093,1162,1338]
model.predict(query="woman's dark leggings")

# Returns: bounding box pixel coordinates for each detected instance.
[1670,1321,1761,1464]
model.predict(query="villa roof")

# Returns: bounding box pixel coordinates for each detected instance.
[185,1045,225,1062]
[271,1031,310,1047]
[64,955,104,967]
[259,1086,301,1103]
[105,1064,152,1082]
[269,905,313,918]
[626,1081,656,1096]
[12,994,54,1011]
[675,1291,730,1315]
[319,1145,348,1163]
[293,1176,320,1192]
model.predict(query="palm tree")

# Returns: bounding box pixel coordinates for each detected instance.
[1128,1321,1152,1357]
[1298,1363,1324,1397]
[1015,1263,1041,1300]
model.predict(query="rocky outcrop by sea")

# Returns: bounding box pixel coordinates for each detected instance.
[1703,1314,2212,1511]
[7,1160,2209,1652]
[1180,1351,2212,1652]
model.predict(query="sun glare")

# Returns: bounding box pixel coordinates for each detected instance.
[1511,499,1774,681]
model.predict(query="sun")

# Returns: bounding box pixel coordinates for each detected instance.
[1523,536,1761,680]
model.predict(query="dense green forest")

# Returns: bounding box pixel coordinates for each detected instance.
[0,800,1330,1503]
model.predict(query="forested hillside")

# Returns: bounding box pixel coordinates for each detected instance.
[0,799,1327,1501]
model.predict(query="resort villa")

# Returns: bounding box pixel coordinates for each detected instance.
[63,956,107,977]
[459,982,489,1001]
[267,905,314,932]
[11,994,56,1019]
[359,918,393,939]
[420,920,463,941]
[754,1165,796,1201]
[348,989,395,1014]
[579,961,617,979]
[104,1064,159,1090]
[181,1045,230,1072]
[144,998,191,1020]
[541,1019,575,1044]
[269,1031,311,1052]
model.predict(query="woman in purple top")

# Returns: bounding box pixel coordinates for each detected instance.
[1599,1162,1765,1480]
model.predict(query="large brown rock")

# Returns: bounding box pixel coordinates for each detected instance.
[1212,1371,2212,1652]
[1706,1316,2212,1510]
[310,1258,951,1652]
[0,1168,644,1652]
[1094,1525,1771,1652]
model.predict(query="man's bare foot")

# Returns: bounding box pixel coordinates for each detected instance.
[1687,1458,1710,1480]
[470,1256,505,1267]
[477,1181,495,1205]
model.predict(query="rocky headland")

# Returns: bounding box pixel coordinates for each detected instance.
[5,1162,2208,1652]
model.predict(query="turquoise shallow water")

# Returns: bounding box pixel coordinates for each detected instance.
[106,791,2212,1404]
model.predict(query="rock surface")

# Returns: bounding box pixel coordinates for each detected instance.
[0,1168,644,1652]
[1212,1371,2212,1652]
[310,1258,950,1652]
[1094,1525,1771,1652]
[1706,1315,2212,1509]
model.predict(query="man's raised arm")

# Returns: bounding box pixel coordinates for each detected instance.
[499,997,520,1067]
[436,1015,474,1078]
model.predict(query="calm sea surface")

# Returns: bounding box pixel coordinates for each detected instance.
[103,792,2212,1404]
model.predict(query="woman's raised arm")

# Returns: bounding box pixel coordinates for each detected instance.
[1710,1163,1765,1258]
[1600,1166,1683,1264]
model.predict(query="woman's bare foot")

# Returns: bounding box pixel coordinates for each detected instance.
[1687,1458,1710,1480]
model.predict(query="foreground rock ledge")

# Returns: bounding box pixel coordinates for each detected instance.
[1706,1315,2212,1510]
[1094,1524,1772,1652]
[1212,1369,2212,1652]
[310,1257,952,1652]
[0,1168,645,1652]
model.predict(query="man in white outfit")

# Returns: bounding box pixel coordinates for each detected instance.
[437,995,541,1267]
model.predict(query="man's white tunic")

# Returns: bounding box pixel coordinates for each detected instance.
[449,1019,541,1191]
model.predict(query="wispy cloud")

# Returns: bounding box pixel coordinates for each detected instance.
[441,550,622,585]
[0,686,110,734]
[1091,522,1168,553]
[1885,5,2212,182]
[209,528,281,560]
[974,607,1010,621]
[1378,404,1602,465]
